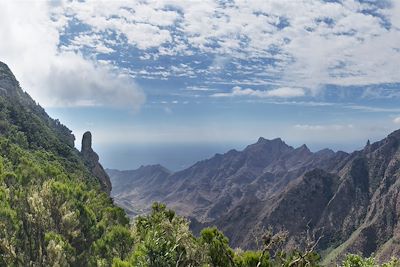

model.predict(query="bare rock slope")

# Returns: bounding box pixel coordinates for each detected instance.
[108,131,400,262]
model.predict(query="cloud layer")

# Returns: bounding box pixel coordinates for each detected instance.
[212,86,305,98]
[1,0,399,107]
[0,1,145,108]
[55,0,400,91]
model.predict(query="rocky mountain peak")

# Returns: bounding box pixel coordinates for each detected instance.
[257,136,267,143]
[0,61,20,96]
[0,61,17,81]
[81,131,112,194]
[364,129,400,156]
[387,128,400,140]
[81,131,97,159]
[297,144,310,152]
[246,137,292,157]
[256,137,284,144]
[315,148,336,158]
[137,164,171,175]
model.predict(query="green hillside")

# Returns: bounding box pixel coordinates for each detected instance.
[0,62,129,266]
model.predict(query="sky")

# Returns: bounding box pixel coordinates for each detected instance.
[1,0,400,170]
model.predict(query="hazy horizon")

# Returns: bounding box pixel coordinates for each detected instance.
[93,137,375,171]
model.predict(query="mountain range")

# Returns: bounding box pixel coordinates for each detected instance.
[108,132,400,263]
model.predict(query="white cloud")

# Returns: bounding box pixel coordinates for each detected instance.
[394,117,400,124]
[44,54,145,108]
[184,86,217,92]
[118,23,172,50]
[289,122,400,148]
[209,55,230,71]
[265,87,306,97]
[212,86,305,98]
[346,105,400,113]
[61,1,178,50]
[361,87,400,99]
[2,0,399,105]
[294,124,354,131]
[68,34,115,54]
[0,1,145,108]
[53,0,400,90]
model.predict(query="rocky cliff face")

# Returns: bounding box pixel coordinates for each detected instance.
[191,131,400,263]
[108,131,400,262]
[81,131,112,194]
[318,129,400,263]
[0,61,20,96]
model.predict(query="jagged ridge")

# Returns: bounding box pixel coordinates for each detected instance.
[109,131,400,262]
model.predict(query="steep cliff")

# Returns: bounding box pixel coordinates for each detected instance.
[81,131,112,194]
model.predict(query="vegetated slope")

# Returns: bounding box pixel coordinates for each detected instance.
[109,131,400,262]
[0,61,123,266]
[0,62,112,193]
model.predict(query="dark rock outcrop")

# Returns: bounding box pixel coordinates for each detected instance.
[81,131,112,194]
[200,131,400,263]
[0,62,20,96]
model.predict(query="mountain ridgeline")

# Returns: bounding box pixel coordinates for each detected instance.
[109,132,400,263]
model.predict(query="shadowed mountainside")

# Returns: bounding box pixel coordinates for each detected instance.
[108,132,400,262]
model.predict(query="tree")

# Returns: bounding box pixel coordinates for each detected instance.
[127,202,205,267]
[235,250,270,267]
[341,254,400,267]
[200,227,236,267]
[44,232,75,267]
[92,225,134,266]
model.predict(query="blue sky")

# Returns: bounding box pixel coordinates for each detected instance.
[1,0,400,170]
